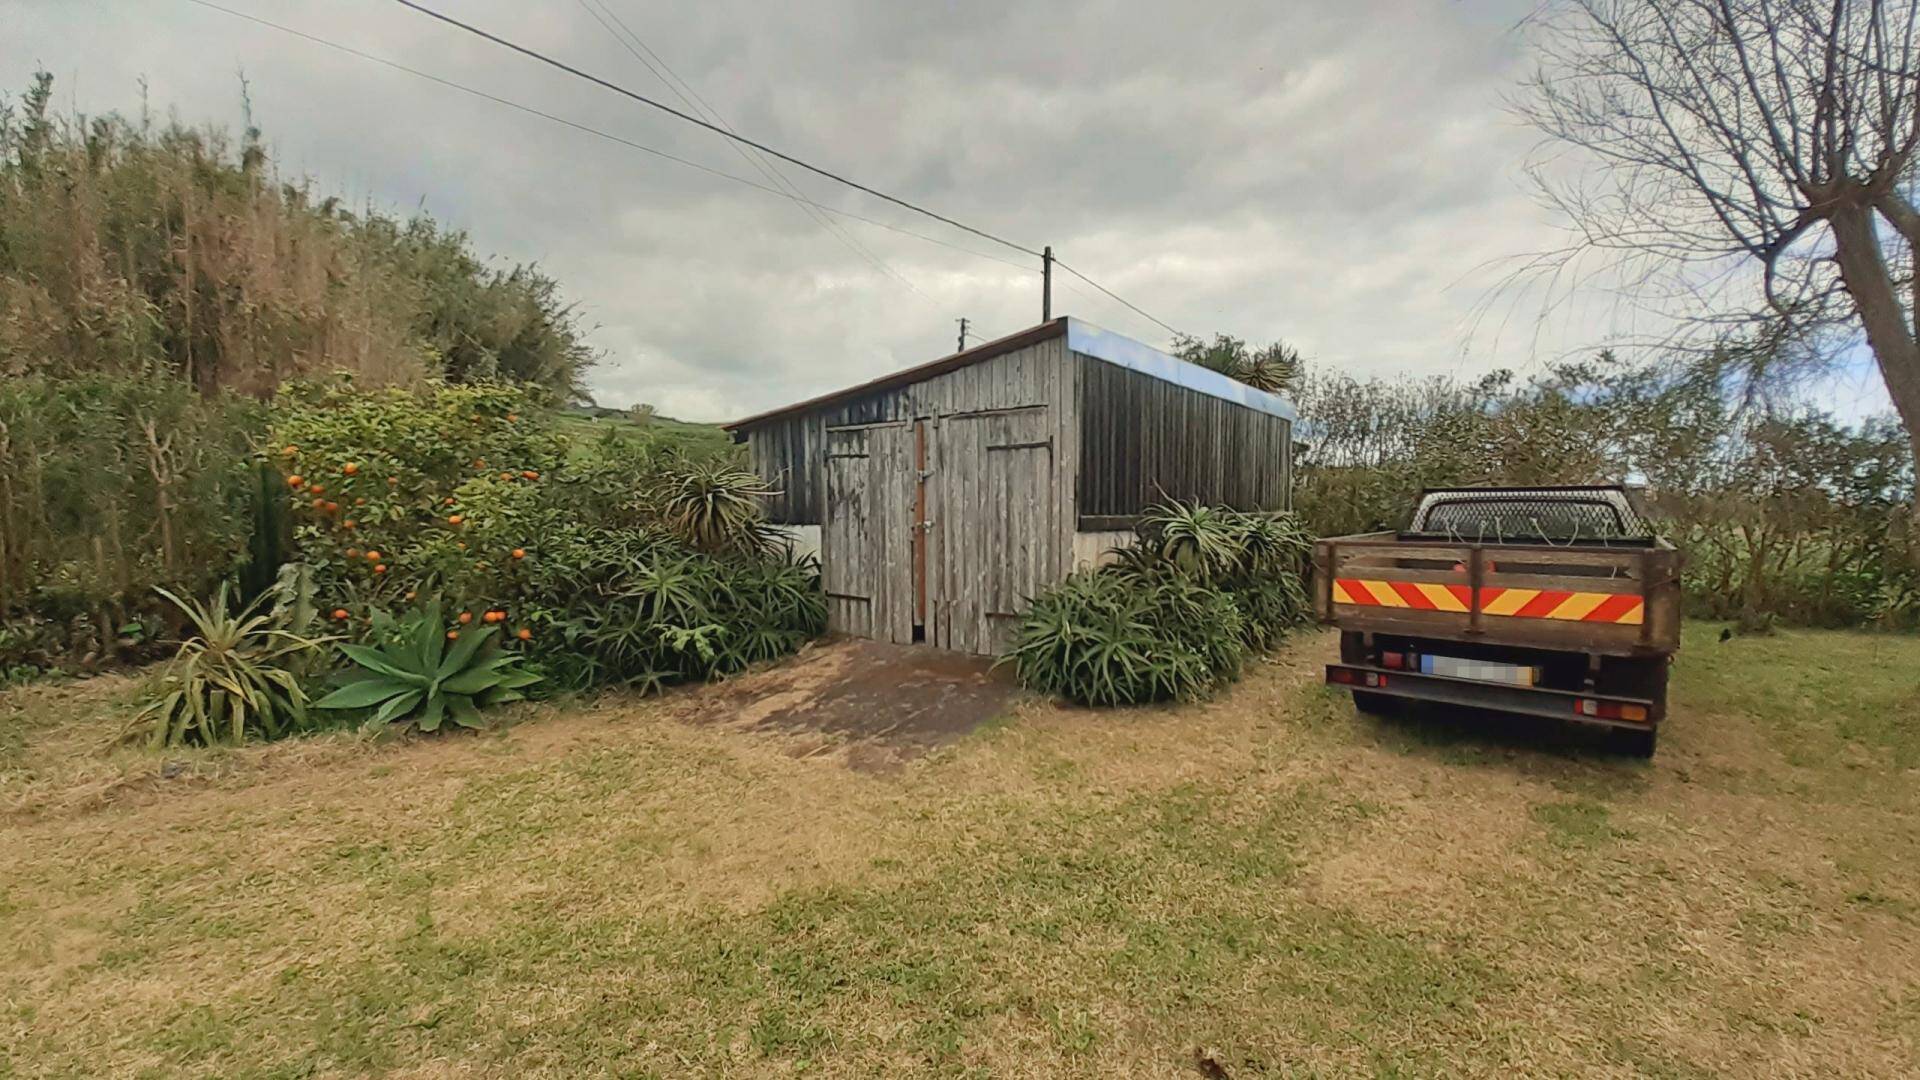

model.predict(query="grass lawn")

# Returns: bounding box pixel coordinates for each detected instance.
[3,624,1918,1077]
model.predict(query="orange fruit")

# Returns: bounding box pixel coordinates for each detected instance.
[516,627,532,641]
[365,550,382,561]
[405,590,418,601]
[443,497,457,506]
[511,548,526,559]
[342,519,356,530]
[288,475,305,488]
[458,611,473,624]
[446,630,460,641]
[283,445,298,457]
[345,547,361,559]
[312,497,326,509]
[324,502,340,514]
[507,413,519,422]
[342,463,359,476]
[373,564,387,575]
[456,541,467,550]
[387,476,399,487]
[448,514,464,526]
[354,497,366,506]
[521,470,539,481]
[332,608,349,621]
[309,484,325,496]
[500,472,513,482]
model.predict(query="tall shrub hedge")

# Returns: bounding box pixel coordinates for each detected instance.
[1006,503,1313,706]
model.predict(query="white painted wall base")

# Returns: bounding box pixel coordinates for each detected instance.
[1071,530,1134,570]
[771,524,822,562]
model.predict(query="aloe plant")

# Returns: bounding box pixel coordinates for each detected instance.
[315,605,540,732]
[126,583,330,748]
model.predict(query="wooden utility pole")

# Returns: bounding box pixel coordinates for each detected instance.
[955,317,969,352]
[1041,245,1053,321]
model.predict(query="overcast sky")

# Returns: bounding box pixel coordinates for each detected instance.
[8,0,1893,421]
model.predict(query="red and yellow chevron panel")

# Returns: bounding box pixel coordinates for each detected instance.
[1331,577,1644,625]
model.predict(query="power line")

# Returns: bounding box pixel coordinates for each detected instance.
[572,0,934,306]
[178,0,1036,279]
[387,0,1045,259]
[1053,258,1187,338]
[183,0,1188,343]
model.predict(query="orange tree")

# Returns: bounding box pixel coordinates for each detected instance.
[267,379,566,637]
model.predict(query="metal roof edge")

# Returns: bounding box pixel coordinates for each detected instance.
[724,319,1068,432]
[1065,317,1298,422]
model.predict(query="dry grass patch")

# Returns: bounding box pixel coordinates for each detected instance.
[2,625,1918,1077]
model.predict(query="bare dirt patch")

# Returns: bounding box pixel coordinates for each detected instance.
[685,636,1021,771]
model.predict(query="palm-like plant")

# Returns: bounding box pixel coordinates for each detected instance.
[314,604,540,732]
[125,583,330,747]
[1137,501,1245,579]
[655,457,781,556]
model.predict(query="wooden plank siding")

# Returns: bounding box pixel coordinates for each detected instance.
[732,324,1295,654]
[1072,352,1292,523]
[746,336,1076,654]
[820,424,916,643]
[744,335,1075,528]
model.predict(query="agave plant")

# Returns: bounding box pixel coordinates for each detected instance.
[315,604,541,733]
[655,457,782,556]
[125,583,331,748]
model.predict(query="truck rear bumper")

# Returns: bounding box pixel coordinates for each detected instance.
[1325,663,1656,731]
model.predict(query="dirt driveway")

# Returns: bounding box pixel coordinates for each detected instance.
[685,637,1021,772]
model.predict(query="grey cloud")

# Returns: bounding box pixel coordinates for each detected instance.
[12,0,1604,420]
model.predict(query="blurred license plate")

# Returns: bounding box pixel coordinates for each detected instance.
[1418,654,1539,686]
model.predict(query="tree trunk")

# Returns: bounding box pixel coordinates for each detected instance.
[1828,203,1920,567]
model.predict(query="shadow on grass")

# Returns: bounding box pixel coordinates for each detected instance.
[1322,687,1654,797]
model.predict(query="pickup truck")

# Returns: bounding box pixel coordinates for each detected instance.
[1313,485,1681,756]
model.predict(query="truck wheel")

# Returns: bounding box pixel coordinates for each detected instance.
[1608,726,1658,758]
[1351,689,1401,717]
[1598,656,1670,715]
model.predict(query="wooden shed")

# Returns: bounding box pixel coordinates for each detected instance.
[725,317,1296,655]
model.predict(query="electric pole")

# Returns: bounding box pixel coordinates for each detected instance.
[956,317,969,352]
[1041,245,1053,321]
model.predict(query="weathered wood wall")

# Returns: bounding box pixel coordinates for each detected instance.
[821,424,915,643]
[736,328,1295,654]
[743,335,1073,529]
[790,336,1075,653]
[1073,353,1293,525]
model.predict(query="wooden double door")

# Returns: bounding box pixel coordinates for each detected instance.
[821,408,1057,655]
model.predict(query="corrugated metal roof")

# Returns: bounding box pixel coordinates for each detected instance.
[724,316,1296,431]
[1066,319,1296,421]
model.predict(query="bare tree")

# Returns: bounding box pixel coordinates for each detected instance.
[1518,0,1920,543]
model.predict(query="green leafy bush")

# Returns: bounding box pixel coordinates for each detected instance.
[518,525,825,693]
[1006,503,1314,706]
[125,583,330,747]
[315,604,540,733]
[268,381,822,694]
[0,375,264,669]
[1005,570,1255,706]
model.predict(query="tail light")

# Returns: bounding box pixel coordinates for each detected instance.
[1576,699,1650,723]
[1329,668,1388,688]
[1381,651,1406,669]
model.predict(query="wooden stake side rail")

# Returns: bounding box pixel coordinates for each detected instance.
[1312,533,1681,656]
